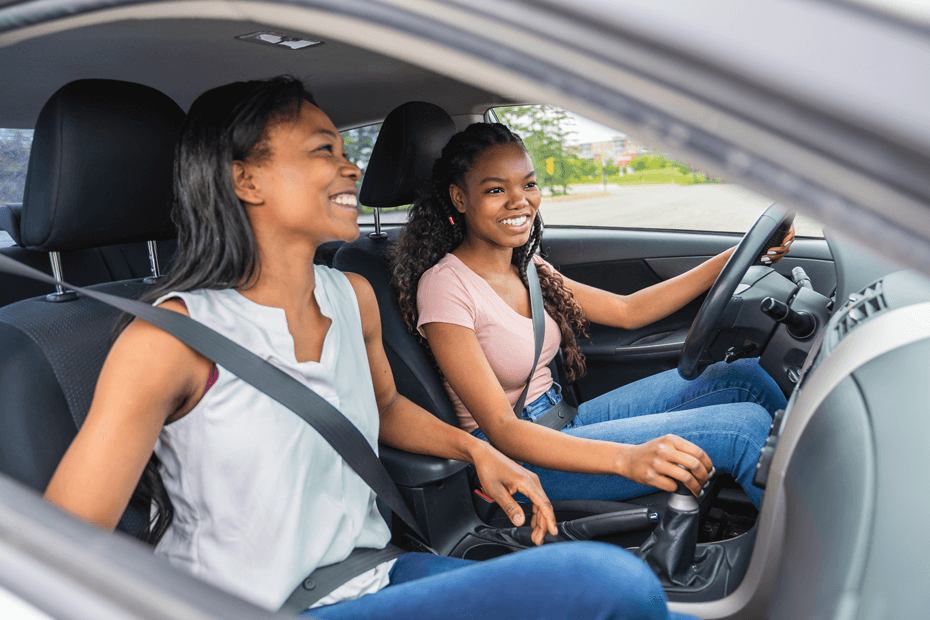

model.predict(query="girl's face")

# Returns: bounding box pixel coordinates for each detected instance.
[234,102,362,246]
[450,143,540,251]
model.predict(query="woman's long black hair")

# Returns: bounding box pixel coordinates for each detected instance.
[391,122,588,382]
[114,76,318,546]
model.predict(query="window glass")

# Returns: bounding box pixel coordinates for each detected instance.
[341,123,381,181]
[341,122,409,224]
[340,122,409,225]
[0,128,33,248]
[492,105,823,237]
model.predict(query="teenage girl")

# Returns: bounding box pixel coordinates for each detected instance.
[44,78,697,620]
[393,122,792,508]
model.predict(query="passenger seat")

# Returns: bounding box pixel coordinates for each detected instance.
[0,79,184,537]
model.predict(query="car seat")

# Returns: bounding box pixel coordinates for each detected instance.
[0,79,184,536]
[333,102,704,536]
[0,201,177,307]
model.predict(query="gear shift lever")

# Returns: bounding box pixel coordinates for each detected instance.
[668,480,700,513]
[636,481,701,584]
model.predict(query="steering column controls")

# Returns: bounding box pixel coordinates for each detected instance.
[761,297,816,339]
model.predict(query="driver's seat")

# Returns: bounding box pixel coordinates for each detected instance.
[334,102,693,528]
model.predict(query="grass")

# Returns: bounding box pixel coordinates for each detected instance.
[359,204,411,215]
[613,168,717,185]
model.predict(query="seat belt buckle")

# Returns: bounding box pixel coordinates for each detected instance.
[472,488,498,523]
[401,531,439,556]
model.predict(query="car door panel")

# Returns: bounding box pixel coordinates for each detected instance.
[539,227,834,401]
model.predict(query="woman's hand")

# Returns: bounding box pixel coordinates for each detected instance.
[471,443,559,546]
[617,435,714,497]
[761,224,795,265]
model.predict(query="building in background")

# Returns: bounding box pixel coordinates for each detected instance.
[569,135,646,169]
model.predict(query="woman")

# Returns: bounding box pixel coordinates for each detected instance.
[393,122,791,508]
[43,78,695,620]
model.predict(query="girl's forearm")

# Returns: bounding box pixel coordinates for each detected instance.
[482,417,627,476]
[619,247,735,329]
[378,394,492,465]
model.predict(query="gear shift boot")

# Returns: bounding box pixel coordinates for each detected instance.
[636,482,726,590]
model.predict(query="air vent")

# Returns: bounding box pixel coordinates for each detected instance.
[830,281,887,347]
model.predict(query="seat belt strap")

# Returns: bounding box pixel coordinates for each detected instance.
[281,544,406,613]
[513,259,545,416]
[0,253,425,540]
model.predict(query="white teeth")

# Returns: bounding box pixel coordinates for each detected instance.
[332,194,357,207]
[500,215,528,226]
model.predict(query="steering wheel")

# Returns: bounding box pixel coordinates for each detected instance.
[678,204,794,380]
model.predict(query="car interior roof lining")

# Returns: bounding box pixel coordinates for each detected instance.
[3,0,930,284]
[0,14,514,130]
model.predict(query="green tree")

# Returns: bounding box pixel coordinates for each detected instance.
[631,152,673,171]
[496,106,575,195]
[341,123,382,184]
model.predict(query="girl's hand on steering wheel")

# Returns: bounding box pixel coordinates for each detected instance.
[618,435,714,497]
[471,443,558,546]
[761,224,795,265]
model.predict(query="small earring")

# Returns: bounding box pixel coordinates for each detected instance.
[448,216,455,225]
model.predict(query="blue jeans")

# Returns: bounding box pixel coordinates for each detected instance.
[473,359,786,507]
[306,543,698,620]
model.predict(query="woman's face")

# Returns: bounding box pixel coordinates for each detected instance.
[234,102,362,246]
[450,143,540,250]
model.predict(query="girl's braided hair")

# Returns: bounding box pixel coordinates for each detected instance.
[391,122,587,381]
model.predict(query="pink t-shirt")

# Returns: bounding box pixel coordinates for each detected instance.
[417,253,561,433]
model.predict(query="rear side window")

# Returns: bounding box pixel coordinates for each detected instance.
[340,122,407,225]
[341,123,381,186]
[0,129,33,247]
[1,128,32,203]
[490,105,823,237]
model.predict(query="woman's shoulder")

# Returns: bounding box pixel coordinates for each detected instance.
[422,253,462,277]
[153,288,250,322]
[419,254,476,299]
[314,264,366,321]
[152,288,214,316]
[531,254,562,281]
[531,253,556,270]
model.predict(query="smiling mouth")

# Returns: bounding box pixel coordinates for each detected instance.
[331,192,358,209]
[499,215,529,227]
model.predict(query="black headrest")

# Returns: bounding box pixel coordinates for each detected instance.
[0,203,23,246]
[19,80,184,251]
[359,102,456,209]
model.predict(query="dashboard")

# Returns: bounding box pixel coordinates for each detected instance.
[678,233,930,619]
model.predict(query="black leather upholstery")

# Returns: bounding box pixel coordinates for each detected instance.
[341,101,461,423]
[359,101,456,208]
[335,231,459,427]
[0,80,186,539]
[20,79,182,250]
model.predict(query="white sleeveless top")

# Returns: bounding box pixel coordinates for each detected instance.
[152,266,393,611]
